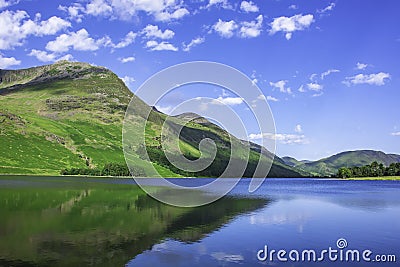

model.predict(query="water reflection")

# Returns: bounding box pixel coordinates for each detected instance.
[0,178,269,267]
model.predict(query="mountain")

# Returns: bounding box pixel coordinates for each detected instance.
[0,61,303,177]
[288,150,400,176]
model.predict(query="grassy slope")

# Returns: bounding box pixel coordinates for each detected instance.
[0,61,303,177]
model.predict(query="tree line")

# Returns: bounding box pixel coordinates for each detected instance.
[336,161,400,178]
[61,162,145,177]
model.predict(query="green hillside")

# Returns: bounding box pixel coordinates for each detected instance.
[0,61,303,177]
[289,150,400,176]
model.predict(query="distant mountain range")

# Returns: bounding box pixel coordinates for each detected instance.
[1,61,399,178]
[282,150,400,176]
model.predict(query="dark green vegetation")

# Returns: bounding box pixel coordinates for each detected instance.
[337,161,400,179]
[60,162,145,177]
[0,61,303,177]
[0,176,268,266]
[284,150,400,177]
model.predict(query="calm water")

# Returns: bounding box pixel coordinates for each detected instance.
[0,176,399,267]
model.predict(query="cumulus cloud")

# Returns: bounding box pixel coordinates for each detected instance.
[46,28,102,52]
[141,24,174,39]
[206,0,233,10]
[58,3,85,22]
[155,7,189,21]
[307,82,323,91]
[270,14,314,40]
[0,54,21,68]
[240,1,259,13]
[270,80,292,94]
[118,56,135,63]
[0,10,71,50]
[356,62,368,70]
[289,4,298,10]
[183,37,205,52]
[212,16,263,38]
[391,132,400,136]
[59,0,189,22]
[343,72,390,86]
[239,15,263,38]
[145,40,178,51]
[212,19,238,38]
[113,31,137,48]
[294,124,303,133]
[28,49,57,62]
[85,0,112,16]
[248,133,309,145]
[28,49,73,62]
[0,0,19,9]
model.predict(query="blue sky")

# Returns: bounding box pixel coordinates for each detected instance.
[1,0,399,160]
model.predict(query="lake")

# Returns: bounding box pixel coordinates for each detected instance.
[0,176,399,266]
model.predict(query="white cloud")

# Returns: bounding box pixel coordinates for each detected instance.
[307,82,323,91]
[213,16,264,39]
[121,75,135,87]
[318,3,336,14]
[344,72,390,86]
[240,1,259,13]
[183,37,205,52]
[46,29,100,52]
[391,132,400,136]
[294,124,303,133]
[58,4,85,22]
[65,0,189,22]
[155,8,189,21]
[28,49,57,62]
[113,31,137,48]
[267,96,278,102]
[206,0,233,10]
[298,85,306,92]
[28,49,74,62]
[248,133,309,145]
[321,69,339,79]
[141,24,174,40]
[118,56,135,63]
[213,96,243,106]
[289,4,298,10]
[0,54,21,68]
[146,40,178,51]
[212,19,238,38]
[0,0,19,9]
[356,62,368,70]
[270,80,292,94]
[270,14,314,40]
[257,94,266,100]
[85,0,112,16]
[0,10,71,50]
[312,92,323,97]
[239,15,263,38]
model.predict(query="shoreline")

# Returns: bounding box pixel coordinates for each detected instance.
[0,174,399,180]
